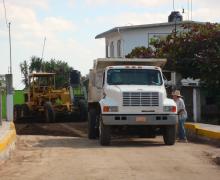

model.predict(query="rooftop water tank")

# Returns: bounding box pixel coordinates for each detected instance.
[168,11,183,23]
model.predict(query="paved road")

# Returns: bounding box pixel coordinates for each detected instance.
[0,122,220,180]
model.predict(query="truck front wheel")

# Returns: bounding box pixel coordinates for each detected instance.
[88,108,98,139]
[99,119,111,146]
[163,125,176,145]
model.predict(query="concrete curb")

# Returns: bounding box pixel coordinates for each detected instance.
[0,122,16,163]
[185,123,220,140]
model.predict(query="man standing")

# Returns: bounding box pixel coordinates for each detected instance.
[172,90,188,142]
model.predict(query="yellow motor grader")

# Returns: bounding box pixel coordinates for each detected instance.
[14,72,87,122]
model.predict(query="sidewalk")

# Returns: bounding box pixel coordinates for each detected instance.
[185,122,220,141]
[0,121,16,163]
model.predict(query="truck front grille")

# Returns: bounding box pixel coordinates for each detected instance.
[123,92,159,107]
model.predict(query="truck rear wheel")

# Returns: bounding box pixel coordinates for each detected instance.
[79,99,88,121]
[44,102,55,123]
[163,125,176,145]
[99,119,111,146]
[88,108,98,139]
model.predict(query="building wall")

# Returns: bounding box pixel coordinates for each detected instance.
[105,33,123,58]
[105,24,183,58]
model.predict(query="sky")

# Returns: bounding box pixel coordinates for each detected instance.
[0,0,220,89]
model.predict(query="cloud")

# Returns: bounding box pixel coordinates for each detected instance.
[85,0,106,6]
[68,0,75,7]
[5,0,49,9]
[83,0,170,7]
[192,8,220,22]
[86,11,169,29]
[0,3,76,41]
[118,0,170,8]
[0,2,78,88]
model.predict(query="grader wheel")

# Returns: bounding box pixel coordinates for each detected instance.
[44,102,56,123]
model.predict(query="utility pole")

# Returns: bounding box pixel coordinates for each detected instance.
[191,0,193,20]
[41,37,46,60]
[9,22,12,74]
[41,37,46,72]
[3,0,14,122]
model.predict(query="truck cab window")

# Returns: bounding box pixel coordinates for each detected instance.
[107,69,162,86]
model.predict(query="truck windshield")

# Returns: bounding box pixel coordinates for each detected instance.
[107,69,163,85]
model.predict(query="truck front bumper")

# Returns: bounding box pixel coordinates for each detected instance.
[102,114,178,126]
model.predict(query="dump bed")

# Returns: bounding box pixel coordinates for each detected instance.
[93,58,166,70]
[88,58,167,103]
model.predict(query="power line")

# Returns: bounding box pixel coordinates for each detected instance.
[2,0,9,27]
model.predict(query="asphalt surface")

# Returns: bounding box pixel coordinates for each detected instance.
[0,121,219,180]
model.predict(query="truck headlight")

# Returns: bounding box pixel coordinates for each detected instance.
[163,106,176,113]
[103,106,118,112]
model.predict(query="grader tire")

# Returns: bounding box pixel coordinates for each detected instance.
[14,105,22,122]
[21,104,30,118]
[44,102,56,123]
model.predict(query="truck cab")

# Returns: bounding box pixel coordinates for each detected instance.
[88,58,178,146]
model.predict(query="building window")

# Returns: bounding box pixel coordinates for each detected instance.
[117,40,121,57]
[110,41,114,58]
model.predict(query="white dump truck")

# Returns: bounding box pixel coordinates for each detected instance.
[88,58,177,146]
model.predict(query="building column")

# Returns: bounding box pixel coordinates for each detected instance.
[171,72,176,85]
[6,74,13,122]
[193,88,201,122]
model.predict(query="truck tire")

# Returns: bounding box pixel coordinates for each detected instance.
[99,119,111,146]
[88,108,97,139]
[79,99,88,121]
[14,105,22,122]
[163,125,176,145]
[44,102,55,123]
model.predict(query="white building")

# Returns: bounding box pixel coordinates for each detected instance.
[96,21,199,58]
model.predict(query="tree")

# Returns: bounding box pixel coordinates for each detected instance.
[126,46,155,58]
[153,23,220,91]
[126,23,220,91]
[29,56,43,73]
[20,56,73,89]
[20,60,29,88]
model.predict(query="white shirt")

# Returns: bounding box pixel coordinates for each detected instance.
[175,98,188,119]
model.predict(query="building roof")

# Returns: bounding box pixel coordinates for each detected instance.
[95,21,202,39]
